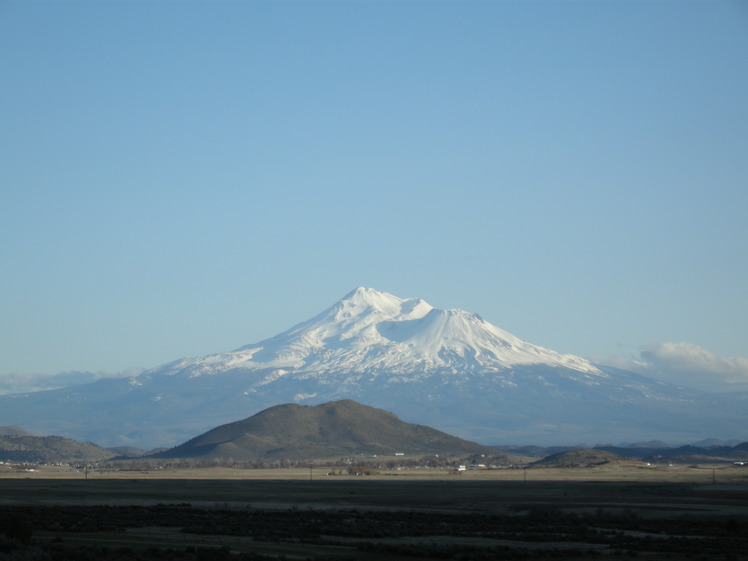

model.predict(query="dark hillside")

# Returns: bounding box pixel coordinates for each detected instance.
[0,435,115,462]
[153,399,495,460]
[596,443,748,463]
[530,449,628,468]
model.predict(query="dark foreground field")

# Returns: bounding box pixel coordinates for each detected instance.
[1,478,747,560]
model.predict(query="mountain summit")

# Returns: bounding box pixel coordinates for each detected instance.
[170,286,599,380]
[1,288,746,448]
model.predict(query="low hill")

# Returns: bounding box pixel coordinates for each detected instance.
[108,446,150,458]
[596,442,748,463]
[152,400,495,461]
[530,449,627,468]
[0,435,116,463]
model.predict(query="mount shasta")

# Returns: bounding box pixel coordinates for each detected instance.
[2,287,745,448]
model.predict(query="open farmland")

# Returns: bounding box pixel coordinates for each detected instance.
[1,465,747,560]
[3,460,748,483]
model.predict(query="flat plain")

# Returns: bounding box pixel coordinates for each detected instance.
[1,465,747,560]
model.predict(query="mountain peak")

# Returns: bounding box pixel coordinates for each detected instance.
[228,287,600,376]
[344,286,388,300]
[338,286,405,315]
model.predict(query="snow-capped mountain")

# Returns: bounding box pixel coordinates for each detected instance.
[1,288,746,448]
[161,287,599,380]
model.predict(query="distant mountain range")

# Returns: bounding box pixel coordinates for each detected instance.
[0,287,746,448]
[151,399,495,461]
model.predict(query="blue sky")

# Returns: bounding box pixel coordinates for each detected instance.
[2,1,747,393]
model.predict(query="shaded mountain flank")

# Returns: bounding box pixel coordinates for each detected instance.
[151,400,496,461]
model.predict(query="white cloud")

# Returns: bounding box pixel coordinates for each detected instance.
[603,342,748,392]
[0,368,144,396]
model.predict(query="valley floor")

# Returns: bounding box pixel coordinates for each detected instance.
[1,468,747,560]
[2,462,748,483]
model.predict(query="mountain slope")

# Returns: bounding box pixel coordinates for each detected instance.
[153,400,494,460]
[0,288,746,448]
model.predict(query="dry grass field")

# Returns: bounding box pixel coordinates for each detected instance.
[1,464,747,560]
[3,461,748,483]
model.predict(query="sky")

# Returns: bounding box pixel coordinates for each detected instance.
[2,0,747,395]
